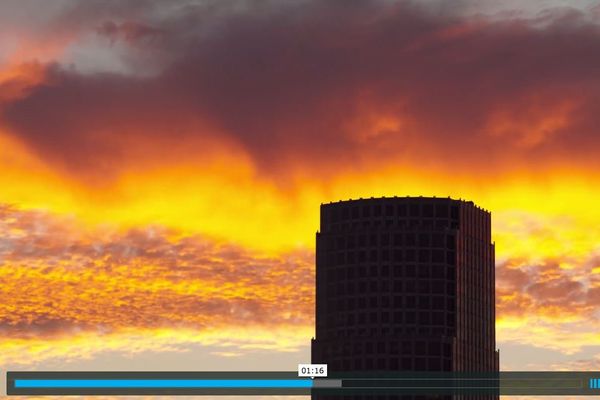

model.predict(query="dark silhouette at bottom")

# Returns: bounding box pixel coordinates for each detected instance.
[311,197,499,400]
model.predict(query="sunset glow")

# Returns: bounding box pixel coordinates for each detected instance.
[1,0,600,385]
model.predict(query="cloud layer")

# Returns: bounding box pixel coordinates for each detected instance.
[2,0,600,182]
[0,204,313,365]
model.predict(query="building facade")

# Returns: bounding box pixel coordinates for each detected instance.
[311,197,499,397]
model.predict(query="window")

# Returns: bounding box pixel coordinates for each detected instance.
[381,250,389,261]
[386,204,394,216]
[398,205,407,216]
[359,313,366,324]
[358,251,366,262]
[436,219,448,228]
[436,204,448,217]
[348,268,355,280]
[443,343,452,357]
[394,296,403,307]
[423,204,433,217]
[432,234,444,247]
[357,298,366,309]
[381,233,390,245]
[381,312,389,323]
[342,207,349,219]
[446,235,455,249]
[370,265,378,276]
[359,282,367,294]
[447,282,456,295]
[393,264,403,277]
[451,205,459,219]
[428,342,441,356]
[432,265,444,278]
[428,358,441,371]
[410,204,419,216]
[363,206,371,218]
[394,233,403,246]
[394,311,402,323]
[432,296,444,309]
[374,205,382,216]
[359,234,366,246]
[381,280,390,292]
[370,234,377,246]
[432,280,444,293]
[359,266,366,277]
[394,250,403,262]
[432,250,444,263]
[347,252,356,264]
[369,250,378,262]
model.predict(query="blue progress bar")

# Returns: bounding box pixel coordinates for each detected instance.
[15,379,313,389]
[591,378,600,389]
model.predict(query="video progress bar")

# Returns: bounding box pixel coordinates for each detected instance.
[14,379,313,388]
[7,371,600,396]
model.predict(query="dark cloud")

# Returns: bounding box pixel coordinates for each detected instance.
[2,0,600,181]
[96,20,164,44]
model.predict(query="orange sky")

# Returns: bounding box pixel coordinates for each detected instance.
[1,0,600,383]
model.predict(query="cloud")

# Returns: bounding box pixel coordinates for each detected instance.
[0,204,314,344]
[1,0,600,182]
[96,20,164,45]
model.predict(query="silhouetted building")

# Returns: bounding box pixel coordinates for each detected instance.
[311,197,499,399]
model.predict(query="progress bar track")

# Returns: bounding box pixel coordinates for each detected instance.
[6,371,600,396]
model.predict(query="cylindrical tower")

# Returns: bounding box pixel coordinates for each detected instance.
[311,197,498,398]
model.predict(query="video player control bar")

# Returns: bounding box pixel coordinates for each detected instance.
[6,371,600,396]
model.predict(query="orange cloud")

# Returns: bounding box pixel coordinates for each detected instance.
[0,204,313,365]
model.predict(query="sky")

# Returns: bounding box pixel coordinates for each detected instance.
[1,0,600,397]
